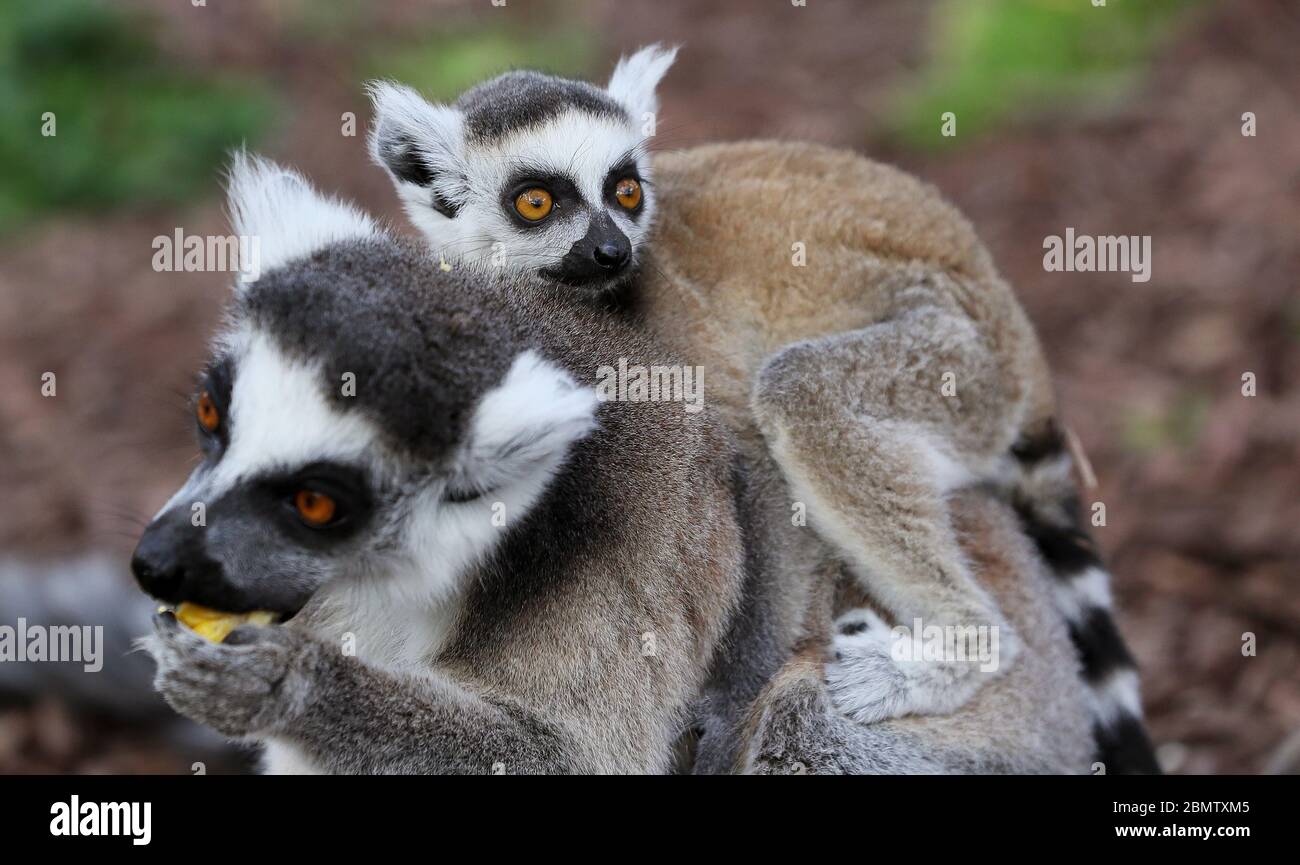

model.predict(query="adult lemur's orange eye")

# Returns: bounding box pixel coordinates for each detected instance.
[615,178,641,210]
[514,188,553,221]
[196,391,220,433]
[295,490,337,526]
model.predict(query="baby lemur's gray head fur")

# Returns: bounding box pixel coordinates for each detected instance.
[367,45,677,298]
[131,154,597,617]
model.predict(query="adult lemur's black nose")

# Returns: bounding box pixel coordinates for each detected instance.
[131,531,185,602]
[593,241,630,272]
[131,541,184,600]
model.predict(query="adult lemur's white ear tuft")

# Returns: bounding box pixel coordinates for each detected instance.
[607,44,679,123]
[366,81,468,219]
[451,351,599,498]
[225,151,377,288]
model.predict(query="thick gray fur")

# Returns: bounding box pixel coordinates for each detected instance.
[142,220,745,773]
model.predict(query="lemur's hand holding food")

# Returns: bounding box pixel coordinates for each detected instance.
[146,610,313,738]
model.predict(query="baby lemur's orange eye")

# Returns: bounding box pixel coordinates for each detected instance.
[294,490,337,526]
[196,391,220,433]
[615,178,641,210]
[514,187,553,221]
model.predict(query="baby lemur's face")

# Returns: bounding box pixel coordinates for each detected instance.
[131,157,597,618]
[368,45,677,298]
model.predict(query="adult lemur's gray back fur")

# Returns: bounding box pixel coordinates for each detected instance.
[132,156,744,773]
[368,46,1158,773]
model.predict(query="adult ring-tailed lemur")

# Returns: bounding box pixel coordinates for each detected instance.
[132,154,748,773]
[366,46,1159,773]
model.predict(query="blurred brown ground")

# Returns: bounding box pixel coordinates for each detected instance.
[0,0,1296,773]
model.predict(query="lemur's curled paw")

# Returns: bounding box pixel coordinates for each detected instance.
[825,608,912,725]
[142,612,313,738]
[826,607,1015,724]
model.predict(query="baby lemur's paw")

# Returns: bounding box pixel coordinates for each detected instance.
[143,612,313,738]
[825,607,1013,724]
[825,608,911,725]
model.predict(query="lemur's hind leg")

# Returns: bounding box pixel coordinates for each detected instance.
[740,489,1096,775]
[752,299,1024,724]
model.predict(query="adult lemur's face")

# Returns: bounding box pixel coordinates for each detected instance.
[368,45,677,299]
[131,326,395,618]
[131,156,597,618]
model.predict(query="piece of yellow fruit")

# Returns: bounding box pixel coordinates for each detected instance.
[175,602,277,643]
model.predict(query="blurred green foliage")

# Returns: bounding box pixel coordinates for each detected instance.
[0,0,276,231]
[364,23,597,102]
[891,0,1204,148]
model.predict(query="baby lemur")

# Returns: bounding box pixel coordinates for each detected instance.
[368,46,1158,772]
[135,155,744,773]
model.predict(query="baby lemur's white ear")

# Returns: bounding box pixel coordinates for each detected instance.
[606,44,679,123]
[225,151,377,288]
[451,351,599,498]
[366,81,468,219]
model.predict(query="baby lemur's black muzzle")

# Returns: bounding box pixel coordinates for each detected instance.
[544,212,632,287]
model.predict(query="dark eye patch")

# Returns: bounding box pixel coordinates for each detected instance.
[603,160,646,218]
[501,168,583,227]
[253,461,375,548]
[196,355,234,453]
